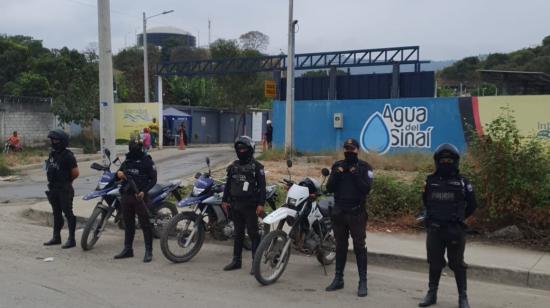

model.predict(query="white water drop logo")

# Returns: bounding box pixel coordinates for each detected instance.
[360,112,391,154]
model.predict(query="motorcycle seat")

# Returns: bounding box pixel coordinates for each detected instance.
[147,184,166,198]
[318,197,335,217]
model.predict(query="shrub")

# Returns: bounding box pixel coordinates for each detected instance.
[367,173,425,220]
[466,107,550,240]
[69,134,100,154]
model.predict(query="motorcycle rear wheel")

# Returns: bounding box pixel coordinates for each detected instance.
[253,230,291,285]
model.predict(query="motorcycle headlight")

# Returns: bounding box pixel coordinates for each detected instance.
[192,187,205,197]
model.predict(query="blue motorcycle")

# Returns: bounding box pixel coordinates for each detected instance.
[80,149,181,251]
[160,157,278,263]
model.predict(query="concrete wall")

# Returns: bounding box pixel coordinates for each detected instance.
[0,102,55,147]
[272,96,550,154]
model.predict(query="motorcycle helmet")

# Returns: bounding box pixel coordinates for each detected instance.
[299,177,321,195]
[234,136,255,161]
[47,129,69,151]
[433,143,460,176]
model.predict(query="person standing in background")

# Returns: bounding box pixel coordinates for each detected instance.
[265,120,273,150]
[149,118,159,148]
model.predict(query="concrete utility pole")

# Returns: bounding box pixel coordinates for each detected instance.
[143,12,149,103]
[97,0,116,159]
[285,0,296,155]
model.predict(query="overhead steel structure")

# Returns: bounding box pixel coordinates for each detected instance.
[157,46,428,77]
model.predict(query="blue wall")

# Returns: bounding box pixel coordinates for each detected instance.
[273,98,467,154]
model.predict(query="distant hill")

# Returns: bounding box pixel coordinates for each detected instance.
[439,35,550,86]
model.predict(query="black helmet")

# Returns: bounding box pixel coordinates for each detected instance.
[47,129,69,151]
[128,138,144,156]
[234,136,254,161]
[299,177,321,195]
[433,143,460,176]
[434,143,460,161]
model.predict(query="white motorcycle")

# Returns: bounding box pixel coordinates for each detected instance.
[252,160,336,285]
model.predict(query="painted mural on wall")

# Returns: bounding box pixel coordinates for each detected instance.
[272,95,550,154]
[114,103,159,142]
[475,96,550,140]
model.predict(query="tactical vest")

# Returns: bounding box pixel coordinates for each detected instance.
[425,176,467,222]
[229,160,257,200]
[121,156,152,193]
[46,150,73,185]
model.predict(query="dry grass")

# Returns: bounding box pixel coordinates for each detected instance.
[2,147,49,167]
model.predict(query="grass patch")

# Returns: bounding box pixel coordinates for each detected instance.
[0,156,11,176]
[2,146,49,167]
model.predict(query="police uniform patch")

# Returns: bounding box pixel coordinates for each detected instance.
[467,183,473,192]
[367,170,374,179]
[259,168,265,176]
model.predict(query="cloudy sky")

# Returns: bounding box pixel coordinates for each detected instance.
[2,0,550,61]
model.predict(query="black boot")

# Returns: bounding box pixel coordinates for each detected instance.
[62,216,76,249]
[327,247,346,291]
[61,237,76,249]
[326,274,344,291]
[223,257,242,271]
[356,248,368,297]
[419,268,441,307]
[114,248,134,259]
[143,250,153,263]
[456,270,470,308]
[43,234,61,246]
[143,227,153,263]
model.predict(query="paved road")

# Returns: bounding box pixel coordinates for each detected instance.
[0,147,234,202]
[1,205,549,308]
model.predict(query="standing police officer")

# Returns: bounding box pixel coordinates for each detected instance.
[325,138,373,297]
[114,139,157,263]
[419,144,477,308]
[222,136,266,272]
[43,129,79,249]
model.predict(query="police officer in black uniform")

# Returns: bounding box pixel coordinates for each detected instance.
[419,143,477,308]
[222,136,266,273]
[325,138,373,297]
[114,139,157,263]
[43,129,79,249]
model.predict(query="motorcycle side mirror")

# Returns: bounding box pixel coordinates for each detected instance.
[90,162,105,171]
[195,172,202,179]
[286,159,293,168]
[206,157,210,166]
[104,148,111,159]
[321,168,330,177]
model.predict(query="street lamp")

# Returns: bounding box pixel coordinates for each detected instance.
[143,9,174,103]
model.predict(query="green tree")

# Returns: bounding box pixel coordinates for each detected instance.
[239,31,270,52]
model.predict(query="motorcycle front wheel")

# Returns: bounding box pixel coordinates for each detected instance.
[160,211,205,263]
[152,202,178,238]
[316,231,337,265]
[243,222,271,250]
[253,230,291,286]
[81,206,110,251]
